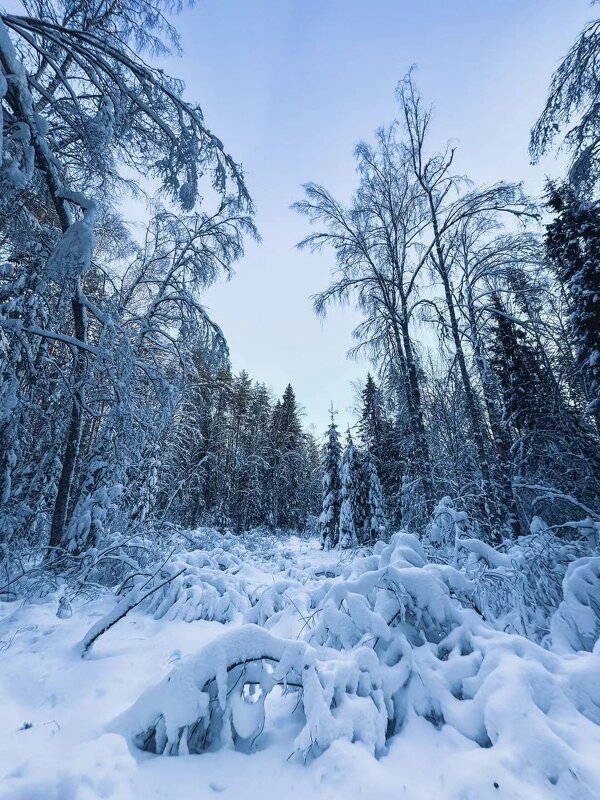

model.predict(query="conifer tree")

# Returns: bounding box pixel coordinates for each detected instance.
[546,183,600,429]
[319,411,342,549]
[357,375,386,461]
[487,296,557,438]
[339,431,359,549]
[270,384,306,530]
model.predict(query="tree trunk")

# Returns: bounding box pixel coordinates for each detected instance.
[48,289,88,552]
[389,314,434,507]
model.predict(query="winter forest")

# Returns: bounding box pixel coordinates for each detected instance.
[1,0,600,798]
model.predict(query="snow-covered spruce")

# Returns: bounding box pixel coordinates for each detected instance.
[116,533,600,793]
[338,433,360,549]
[362,451,387,544]
[319,416,342,549]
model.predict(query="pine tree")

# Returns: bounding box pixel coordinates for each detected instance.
[244,383,274,529]
[339,431,359,549]
[546,183,600,429]
[357,373,404,526]
[319,411,342,549]
[301,432,324,530]
[357,375,386,459]
[483,289,600,520]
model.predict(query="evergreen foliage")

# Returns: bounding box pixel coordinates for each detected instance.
[338,431,360,549]
[546,183,600,427]
[319,413,342,549]
[362,451,387,544]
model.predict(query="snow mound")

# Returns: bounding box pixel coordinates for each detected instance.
[551,556,600,653]
[116,533,600,794]
[138,549,250,624]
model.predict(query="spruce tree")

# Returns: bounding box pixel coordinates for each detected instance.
[487,296,557,438]
[488,304,541,435]
[339,431,359,549]
[357,373,404,526]
[357,375,386,460]
[319,411,342,549]
[270,384,305,530]
[546,183,600,429]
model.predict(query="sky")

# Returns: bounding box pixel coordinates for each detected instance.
[157,0,595,433]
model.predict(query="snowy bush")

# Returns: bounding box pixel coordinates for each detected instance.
[117,531,600,793]
[244,576,333,634]
[551,556,600,653]
[309,532,475,651]
[114,624,387,759]
[452,524,594,643]
[428,496,471,547]
[135,549,250,624]
[425,506,599,644]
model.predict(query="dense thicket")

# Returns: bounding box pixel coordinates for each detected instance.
[2,0,599,598]
[159,374,321,532]
[0,0,318,583]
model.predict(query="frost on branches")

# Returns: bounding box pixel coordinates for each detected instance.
[116,532,600,795]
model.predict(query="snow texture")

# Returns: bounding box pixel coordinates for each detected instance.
[2,532,600,800]
[109,532,600,798]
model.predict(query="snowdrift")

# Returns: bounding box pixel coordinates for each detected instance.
[113,533,600,797]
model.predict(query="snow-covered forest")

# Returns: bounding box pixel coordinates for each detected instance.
[1,1,600,798]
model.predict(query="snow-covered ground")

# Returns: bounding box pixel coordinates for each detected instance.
[1,534,600,800]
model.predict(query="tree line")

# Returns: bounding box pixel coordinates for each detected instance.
[162,374,321,532]
[302,48,600,544]
[2,0,600,572]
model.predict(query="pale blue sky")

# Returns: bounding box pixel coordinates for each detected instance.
[159,0,594,433]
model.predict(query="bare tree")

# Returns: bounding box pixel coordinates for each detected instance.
[294,128,434,510]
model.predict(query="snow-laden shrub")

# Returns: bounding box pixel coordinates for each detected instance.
[551,556,600,653]
[309,533,475,651]
[427,496,470,547]
[452,524,593,643]
[113,625,387,759]
[118,531,600,793]
[244,576,333,633]
[137,549,250,623]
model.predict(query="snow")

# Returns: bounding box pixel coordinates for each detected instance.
[551,557,600,653]
[1,534,600,800]
[45,195,97,282]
